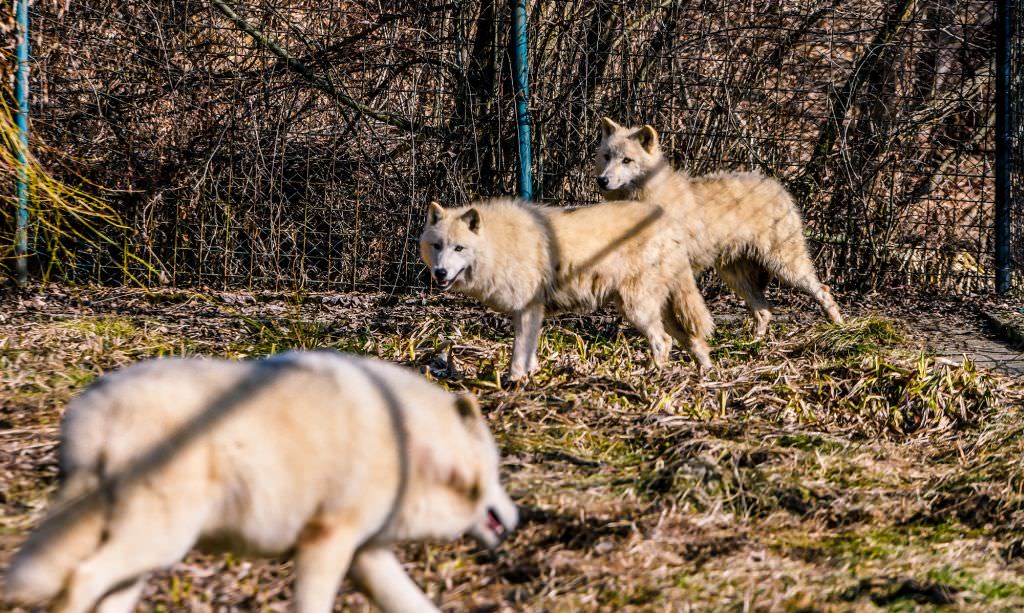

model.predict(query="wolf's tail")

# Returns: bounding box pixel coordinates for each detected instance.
[5,400,109,606]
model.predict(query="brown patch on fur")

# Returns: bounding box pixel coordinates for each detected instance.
[298,518,332,545]
[455,394,480,420]
[448,468,482,503]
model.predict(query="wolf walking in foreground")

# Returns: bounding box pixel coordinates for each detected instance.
[595,117,843,337]
[420,198,715,380]
[4,351,517,613]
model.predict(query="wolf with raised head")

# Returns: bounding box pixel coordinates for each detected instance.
[595,117,843,336]
[4,351,517,613]
[420,198,715,380]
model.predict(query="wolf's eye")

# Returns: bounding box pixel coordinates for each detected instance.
[623,157,633,164]
[454,245,465,252]
[604,153,611,161]
[433,242,442,250]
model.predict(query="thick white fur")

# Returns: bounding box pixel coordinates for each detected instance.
[4,351,517,613]
[420,198,714,380]
[595,118,843,336]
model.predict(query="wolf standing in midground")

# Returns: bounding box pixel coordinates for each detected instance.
[420,198,715,380]
[595,117,843,336]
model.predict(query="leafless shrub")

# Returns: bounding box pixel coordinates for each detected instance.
[19,0,1001,291]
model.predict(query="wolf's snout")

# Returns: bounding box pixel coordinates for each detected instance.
[433,267,448,281]
[597,176,609,189]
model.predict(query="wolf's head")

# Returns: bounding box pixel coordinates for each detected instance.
[401,392,518,549]
[593,117,665,197]
[419,201,484,291]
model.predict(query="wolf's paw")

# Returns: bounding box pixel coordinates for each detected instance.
[503,371,533,388]
[693,354,713,371]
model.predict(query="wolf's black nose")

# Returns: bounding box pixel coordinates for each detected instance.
[597,176,609,189]
[434,268,448,281]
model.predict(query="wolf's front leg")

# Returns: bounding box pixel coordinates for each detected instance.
[510,303,545,381]
[95,580,145,613]
[350,546,439,613]
[293,521,360,613]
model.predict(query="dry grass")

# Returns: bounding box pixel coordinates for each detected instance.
[2,286,1023,612]
[0,80,154,282]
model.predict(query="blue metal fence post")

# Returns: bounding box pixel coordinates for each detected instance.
[14,0,30,285]
[512,0,533,200]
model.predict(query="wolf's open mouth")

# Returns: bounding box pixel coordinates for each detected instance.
[436,268,463,290]
[485,507,506,538]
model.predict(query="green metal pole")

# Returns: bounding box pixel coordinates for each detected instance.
[512,0,533,200]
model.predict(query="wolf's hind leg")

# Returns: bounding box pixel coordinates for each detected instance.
[718,258,773,337]
[620,291,674,368]
[663,309,711,370]
[771,254,843,324]
[665,266,714,369]
[351,546,439,613]
[663,296,712,368]
[56,491,205,613]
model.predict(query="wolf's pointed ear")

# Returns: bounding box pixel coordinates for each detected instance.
[427,201,445,225]
[460,208,481,233]
[600,117,620,138]
[455,393,482,421]
[632,125,659,153]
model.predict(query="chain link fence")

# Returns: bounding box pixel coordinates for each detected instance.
[14,0,1016,293]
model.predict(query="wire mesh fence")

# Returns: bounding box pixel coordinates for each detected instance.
[13,0,1016,293]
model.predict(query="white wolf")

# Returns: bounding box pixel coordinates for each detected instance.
[419,198,715,380]
[595,117,843,336]
[4,351,517,613]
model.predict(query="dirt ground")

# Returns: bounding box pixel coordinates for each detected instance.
[1,284,1023,612]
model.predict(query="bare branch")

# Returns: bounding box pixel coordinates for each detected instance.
[798,0,918,197]
[209,0,442,137]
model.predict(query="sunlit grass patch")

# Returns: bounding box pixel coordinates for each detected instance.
[775,354,1003,437]
[504,422,648,468]
[788,316,905,360]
